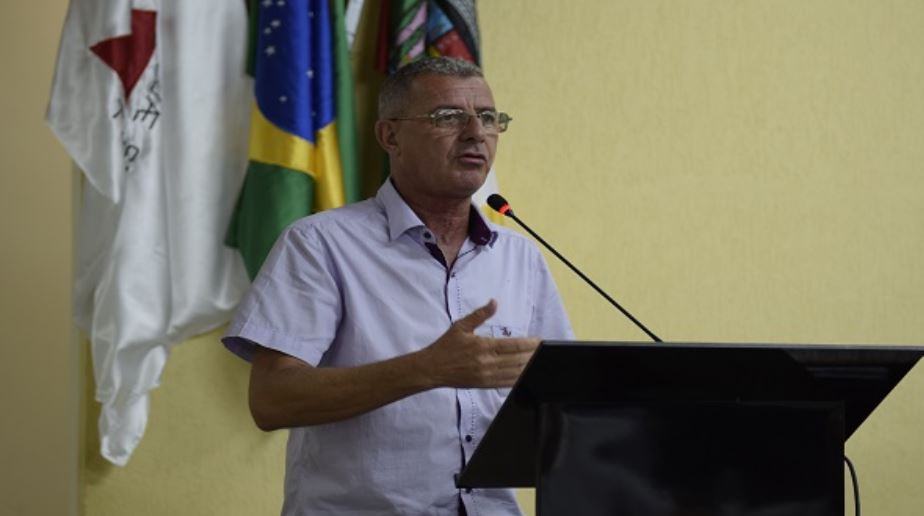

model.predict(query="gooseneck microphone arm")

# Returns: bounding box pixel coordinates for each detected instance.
[487,194,662,343]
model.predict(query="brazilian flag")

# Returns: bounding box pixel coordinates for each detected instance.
[227,0,359,279]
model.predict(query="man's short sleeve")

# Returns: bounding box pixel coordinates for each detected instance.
[223,223,342,365]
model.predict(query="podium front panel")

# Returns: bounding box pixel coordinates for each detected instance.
[458,342,924,489]
[536,401,844,516]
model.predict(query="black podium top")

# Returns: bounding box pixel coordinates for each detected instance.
[457,341,924,488]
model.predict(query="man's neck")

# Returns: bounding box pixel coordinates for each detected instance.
[402,194,471,269]
[405,196,470,243]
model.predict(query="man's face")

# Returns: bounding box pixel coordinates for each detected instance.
[383,74,498,203]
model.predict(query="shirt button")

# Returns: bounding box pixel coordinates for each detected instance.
[465,488,473,494]
[423,231,432,240]
[465,434,473,442]
[451,272,457,278]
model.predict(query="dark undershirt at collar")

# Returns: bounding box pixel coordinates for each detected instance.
[467,206,495,247]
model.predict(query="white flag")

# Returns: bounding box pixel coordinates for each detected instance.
[47,0,250,466]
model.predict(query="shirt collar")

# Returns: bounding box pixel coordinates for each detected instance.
[376,178,496,247]
[467,205,495,246]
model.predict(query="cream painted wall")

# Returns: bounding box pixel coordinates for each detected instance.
[481,1,924,514]
[0,1,79,515]
[8,1,922,515]
[80,329,286,515]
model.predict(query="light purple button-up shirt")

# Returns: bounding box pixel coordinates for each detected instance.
[224,179,572,516]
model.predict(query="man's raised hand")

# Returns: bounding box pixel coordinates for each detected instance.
[418,300,540,389]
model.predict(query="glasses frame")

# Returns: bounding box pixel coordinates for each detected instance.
[389,108,512,133]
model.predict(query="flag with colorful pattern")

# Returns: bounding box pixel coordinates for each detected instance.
[226,0,359,279]
[376,0,480,72]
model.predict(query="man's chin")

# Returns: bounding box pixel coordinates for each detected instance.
[454,171,488,198]
[456,165,488,181]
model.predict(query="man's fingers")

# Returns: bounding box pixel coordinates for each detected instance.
[486,338,539,382]
[495,352,533,371]
[453,299,498,333]
[491,337,540,354]
[489,359,534,386]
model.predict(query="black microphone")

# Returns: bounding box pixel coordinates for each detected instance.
[487,193,662,342]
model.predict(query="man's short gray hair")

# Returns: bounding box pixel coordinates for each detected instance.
[378,57,484,119]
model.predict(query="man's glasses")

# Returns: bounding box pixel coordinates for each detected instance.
[390,108,512,133]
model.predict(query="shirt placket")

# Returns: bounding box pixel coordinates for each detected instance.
[419,228,486,510]
[449,245,484,511]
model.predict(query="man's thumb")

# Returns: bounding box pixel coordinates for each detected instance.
[454,299,497,333]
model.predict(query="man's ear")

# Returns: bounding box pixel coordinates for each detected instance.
[374,120,399,154]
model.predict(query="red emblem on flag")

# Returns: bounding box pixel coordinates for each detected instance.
[90,10,157,99]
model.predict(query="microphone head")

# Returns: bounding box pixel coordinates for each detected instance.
[486,193,513,216]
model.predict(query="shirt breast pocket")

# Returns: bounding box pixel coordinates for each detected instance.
[477,324,527,338]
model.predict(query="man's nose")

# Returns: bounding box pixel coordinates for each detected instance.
[459,114,487,141]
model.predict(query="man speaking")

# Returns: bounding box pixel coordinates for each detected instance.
[224,57,572,515]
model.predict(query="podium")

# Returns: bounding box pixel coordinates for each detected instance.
[456,341,924,516]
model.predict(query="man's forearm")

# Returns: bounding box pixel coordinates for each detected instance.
[248,301,538,430]
[249,347,436,430]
